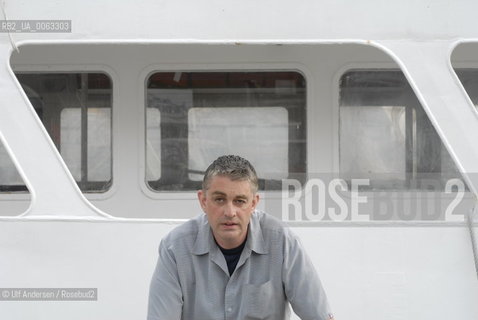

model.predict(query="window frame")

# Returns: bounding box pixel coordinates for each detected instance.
[334,64,473,197]
[7,65,117,200]
[139,64,312,200]
[338,68,444,190]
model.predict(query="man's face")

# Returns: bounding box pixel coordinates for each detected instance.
[198,175,259,249]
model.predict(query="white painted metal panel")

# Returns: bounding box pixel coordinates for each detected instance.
[1,1,478,319]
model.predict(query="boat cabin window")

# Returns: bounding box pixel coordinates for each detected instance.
[339,70,466,190]
[2,73,113,193]
[146,71,306,191]
[0,140,27,192]
[455,69,478,106]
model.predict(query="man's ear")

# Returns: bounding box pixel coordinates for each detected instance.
[251,193,260,211]
[197,190,206,211]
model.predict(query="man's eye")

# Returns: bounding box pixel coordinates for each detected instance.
[214,198,225,203]
[235,199,246,204]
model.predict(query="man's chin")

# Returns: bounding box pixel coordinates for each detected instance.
[219,229,240,237]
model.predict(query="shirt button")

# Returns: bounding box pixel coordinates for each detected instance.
[227,307,232,312]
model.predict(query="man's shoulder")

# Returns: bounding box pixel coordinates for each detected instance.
[161,214,206,247]
[253,210,292,238]
[254,210,285,230]
[253,210,299,242]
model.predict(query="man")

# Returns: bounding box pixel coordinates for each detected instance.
[148,155,333,320]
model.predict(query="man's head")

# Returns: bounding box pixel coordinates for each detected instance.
[198,155,260,249]
[202,155,259,194]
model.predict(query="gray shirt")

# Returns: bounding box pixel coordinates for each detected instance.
[147,211,333,320]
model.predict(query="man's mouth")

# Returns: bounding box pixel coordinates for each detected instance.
[222,222,237,227]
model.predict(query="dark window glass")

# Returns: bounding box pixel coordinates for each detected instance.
[0,73,113,192]
[146,71,306,191]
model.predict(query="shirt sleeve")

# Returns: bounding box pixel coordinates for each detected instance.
[282,230,333,320]
[147,240,183,320]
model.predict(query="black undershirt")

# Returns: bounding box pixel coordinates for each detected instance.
[218,240,246,276]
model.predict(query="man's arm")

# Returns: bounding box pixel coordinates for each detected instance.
[282,231,334,320]
[147,241,183,320]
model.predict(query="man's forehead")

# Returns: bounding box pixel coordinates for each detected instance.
[206,176,254,194]
[210,190,249,198]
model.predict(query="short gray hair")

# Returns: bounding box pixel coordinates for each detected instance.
[202,155,258,193]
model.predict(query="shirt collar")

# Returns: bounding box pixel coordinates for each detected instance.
[192,212,268,255]
[246,211,268,254]
[192,215,211,255]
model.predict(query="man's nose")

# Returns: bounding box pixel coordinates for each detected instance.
[224,202,236,218]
